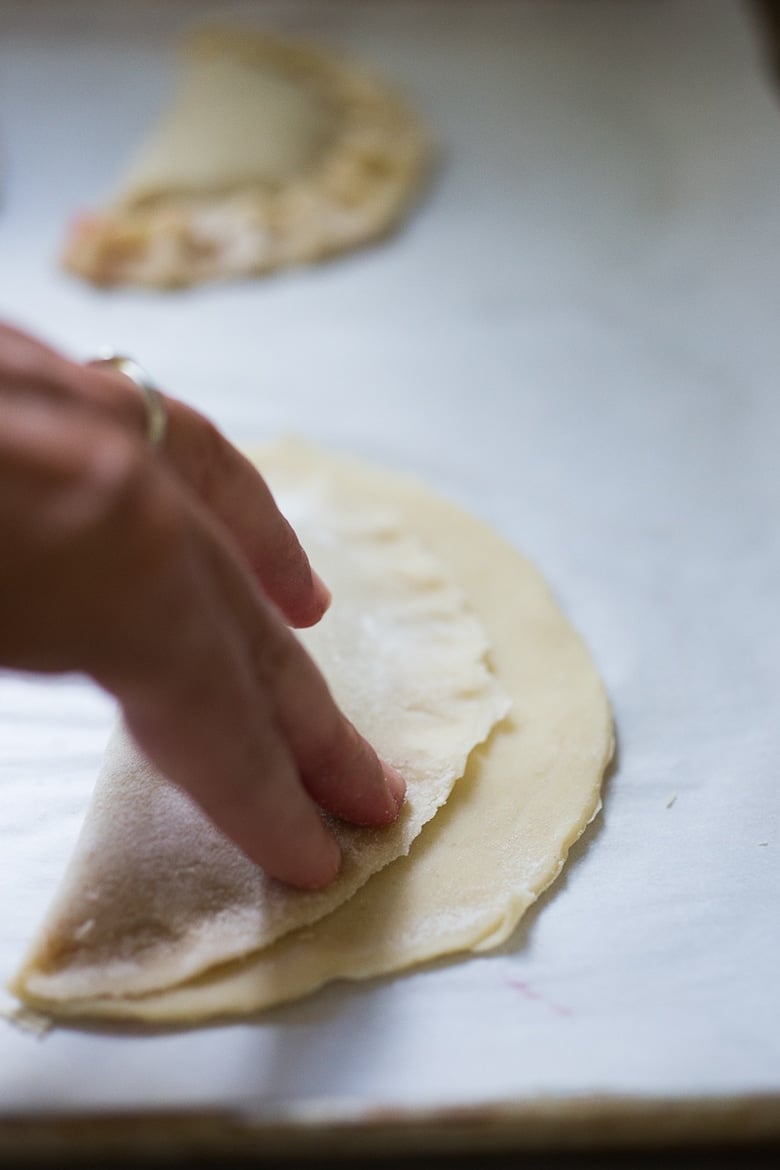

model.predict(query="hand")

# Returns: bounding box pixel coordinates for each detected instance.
[0,323,405,888]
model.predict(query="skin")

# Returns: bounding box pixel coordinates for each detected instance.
[0,323,405,889]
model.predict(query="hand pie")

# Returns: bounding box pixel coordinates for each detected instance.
[62,28,431,288]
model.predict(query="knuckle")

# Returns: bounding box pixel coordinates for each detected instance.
[177,404,226,495]
[74,428,148,533]
[60,423,182,569]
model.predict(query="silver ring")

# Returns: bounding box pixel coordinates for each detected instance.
[90,351,168,447]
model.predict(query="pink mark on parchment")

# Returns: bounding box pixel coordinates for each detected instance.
[508,979,573,1018]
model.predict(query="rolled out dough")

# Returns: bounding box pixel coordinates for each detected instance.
[61,27,431,288]
[11,443,509,1006]
[12,442,612,1022]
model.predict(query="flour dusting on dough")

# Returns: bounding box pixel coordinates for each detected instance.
[13,453,508,1006]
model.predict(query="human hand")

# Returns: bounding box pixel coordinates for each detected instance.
[0,323,405,888]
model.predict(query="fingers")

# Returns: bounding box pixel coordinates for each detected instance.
[256,630,407,827]
[158,398,331,628]
[0,323,146,434]
[1,327,328,630]
[103,482,404,888]
[0,322,404,888]
[87,476,341,889]
[191,507,407,830]
[122,646,343,891]
[0,403,165,674]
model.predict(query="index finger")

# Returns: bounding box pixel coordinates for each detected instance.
[81,354,330,629]
[161,401,333,629]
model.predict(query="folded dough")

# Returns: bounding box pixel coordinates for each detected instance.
[11,443,510,1008]
[12,443,613,1022]
[113,448,612,1023]
[61,28,431,288]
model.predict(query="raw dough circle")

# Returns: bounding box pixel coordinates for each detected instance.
[12,443,612,1022]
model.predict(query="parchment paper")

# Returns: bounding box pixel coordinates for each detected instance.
[0,0,778,1140]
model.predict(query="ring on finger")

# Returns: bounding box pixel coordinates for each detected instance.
[89,351,168,447]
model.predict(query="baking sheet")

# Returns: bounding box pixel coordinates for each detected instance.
[0,0,778,1146]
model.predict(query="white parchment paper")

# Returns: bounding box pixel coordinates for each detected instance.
[0,0,778,1121]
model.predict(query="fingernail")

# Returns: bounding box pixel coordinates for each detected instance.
[312,569,332,614]
[382,761,407,812]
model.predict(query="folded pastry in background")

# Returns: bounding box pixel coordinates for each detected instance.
[62,28,431,288]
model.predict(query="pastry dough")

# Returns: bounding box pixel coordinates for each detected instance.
[11,443,613,1022]
[11,445,509,1007]
[61,28,431,288]
[122,448,611,1023]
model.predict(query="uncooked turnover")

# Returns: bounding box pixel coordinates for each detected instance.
[12,442,613,1022]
